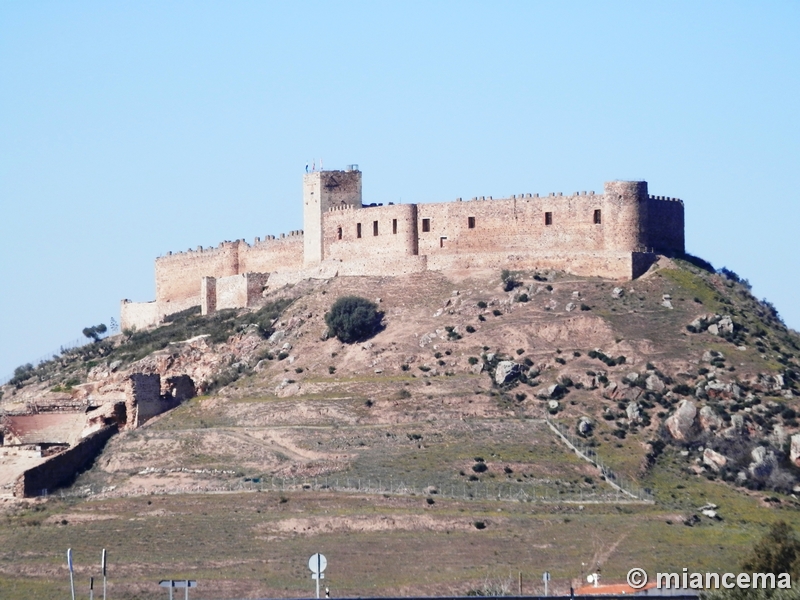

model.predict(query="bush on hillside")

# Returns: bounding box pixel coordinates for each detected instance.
[324,296,383,343]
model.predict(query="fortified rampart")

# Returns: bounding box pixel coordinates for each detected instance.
[121,168,685,330]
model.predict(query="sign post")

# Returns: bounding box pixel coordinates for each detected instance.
[89,576,94,600]
[159,580,197,600]
[542,571,550,597]
[101,549,107,600]
[67,548,76,600]
[308,553,327,599]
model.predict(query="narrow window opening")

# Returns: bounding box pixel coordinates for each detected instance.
[593,209,602,224]
[337,227,342,240]
[545,212,553,226]
[440,236,447,248]
[422,218,431,232]
[392,218,397,234]
[373,220,379,236]
[356,223,362,238]
[468,216,476,229]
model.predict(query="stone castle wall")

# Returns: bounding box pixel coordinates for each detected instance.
[121,172,685,330]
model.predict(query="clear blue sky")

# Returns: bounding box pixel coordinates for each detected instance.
[1,1,798,378]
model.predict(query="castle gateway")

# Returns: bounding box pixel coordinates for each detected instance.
[121,168,684,330]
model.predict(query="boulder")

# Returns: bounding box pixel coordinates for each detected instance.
[612,287,624,299]
[546,384,562,398]
[718,315,734,334]
[548,400,560,410]
[645,374,665,392]
[625,372,639,384]
[665,399,697,440]
[698,405,724,432]
[602,381,619,400]
[565,302,576,312]
[791,434,800,467]
[703,448,728,471]
[749,446,777,479]
[578,417,593,436]
[626,402,641,422]
[494,361,520,385]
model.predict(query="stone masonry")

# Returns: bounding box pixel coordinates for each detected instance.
[121,168,685,330]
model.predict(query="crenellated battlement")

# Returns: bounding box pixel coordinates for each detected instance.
[649,194,684,204]
[122,169,685,331]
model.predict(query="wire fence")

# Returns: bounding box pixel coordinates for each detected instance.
[59,472,653,504]
[544,418,653,502]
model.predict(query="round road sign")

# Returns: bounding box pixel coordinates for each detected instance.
[308,553,327,574]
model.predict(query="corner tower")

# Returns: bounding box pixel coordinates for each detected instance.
[303,166,362,266]
[602,180,648,252]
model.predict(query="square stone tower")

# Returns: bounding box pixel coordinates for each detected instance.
[303,167,362,266]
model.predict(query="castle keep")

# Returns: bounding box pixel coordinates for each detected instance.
[121,168,684,330]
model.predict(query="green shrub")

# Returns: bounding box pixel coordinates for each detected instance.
[477,301,487,309]
[465,325,476,333]
[492,309,502,317]
[324,296,383,343]
[468,357,479,365]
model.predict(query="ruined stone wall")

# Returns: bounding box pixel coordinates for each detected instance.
[155,241,240,305]
[644,196,685,253]
[245,272,270,306]
[14,425,117,497]
[120,300,159,331]
[239,233,304,273]
[216,274,248,311]
[200,276,216,316]
[126,373,180,428]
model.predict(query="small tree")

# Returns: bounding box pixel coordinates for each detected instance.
[742,521,800,578]
[82,323,107,343]
[324,296,383,343]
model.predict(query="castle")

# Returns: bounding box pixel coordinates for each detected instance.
[120,167,684,330]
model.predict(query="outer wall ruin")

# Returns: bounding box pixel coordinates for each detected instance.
[122,170,685,330]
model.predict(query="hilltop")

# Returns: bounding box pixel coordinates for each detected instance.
[1,255,800,599]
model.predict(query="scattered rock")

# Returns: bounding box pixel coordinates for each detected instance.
[626,402,640,422]
[494,361,520,385]
[665,399,697,441]
[749,446,777,479]
[645,374,665,392]
[577,417,593,436]
[548,400,560,410]
[698,406,723,431]
[612,287,624,299]
[703,448,728,471]
[565,302,576,312]
[790,434,800,467]
[625,372,639,384]
[661,295,673,309]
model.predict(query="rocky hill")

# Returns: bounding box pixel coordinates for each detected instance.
[1,255,799,599]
